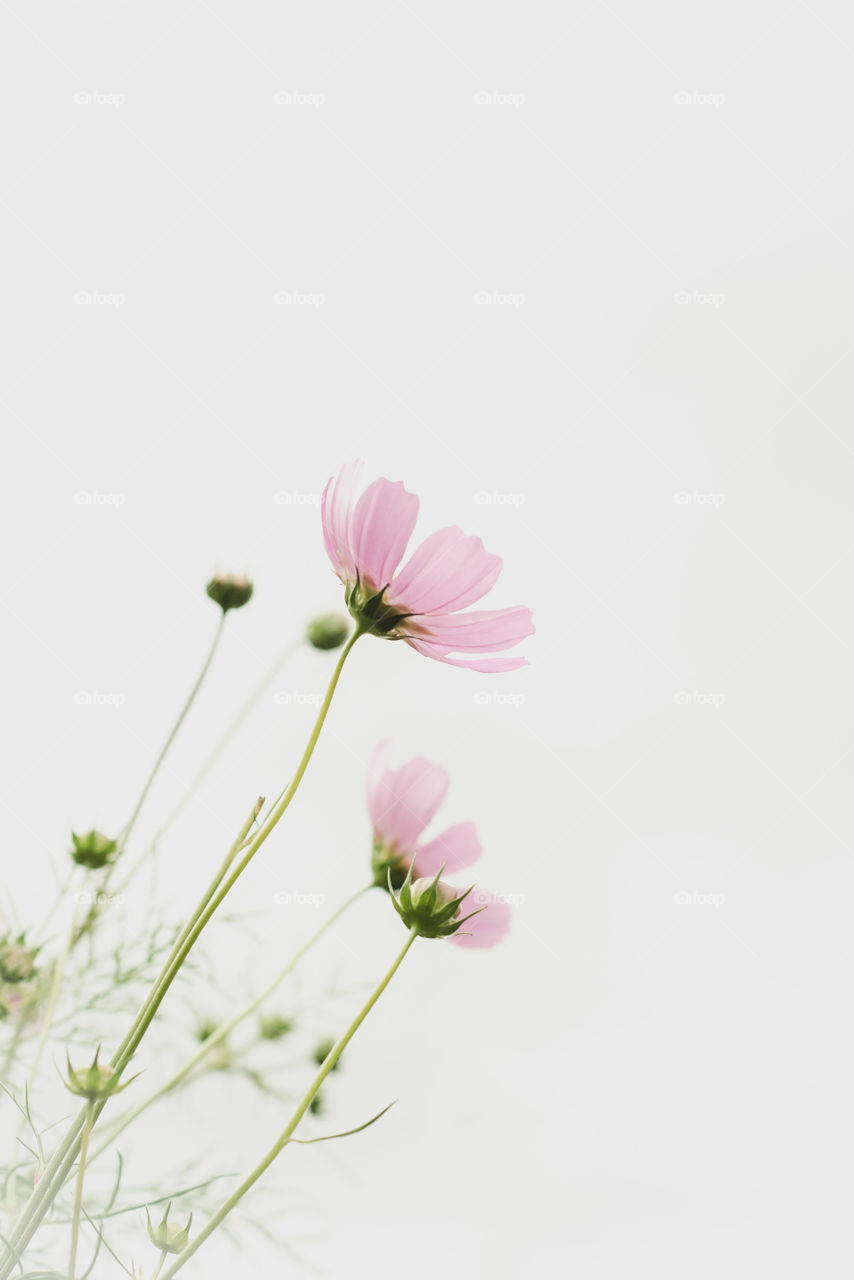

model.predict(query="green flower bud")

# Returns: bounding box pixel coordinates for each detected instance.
[206,573,253,613]
[312,1037,339,1070]
[65,1047,137,1101]
[0,935,39,984]
[389,864,477,940]
[146,1203,193,1255]
[309,1093,324,1116]
[259,1014,293,1041]
[306,612,350,651]
[70,829,118,870]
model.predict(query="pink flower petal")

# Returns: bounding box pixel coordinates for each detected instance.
[391,527,502,615]
[321,461,363,582]
[368,756,450,852]
[404,636,530,673]
[350,478,419,590]
[451,890,512,949]
[414,821,482,879]
[414,606,535,653]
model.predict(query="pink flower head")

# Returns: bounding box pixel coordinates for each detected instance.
[321,461,534,672]
[367,744,510,948]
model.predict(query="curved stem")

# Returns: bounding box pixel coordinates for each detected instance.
[0,630,362,1276]
[66,1101,94,1280]
[147,635,304,848]
[119,611,228,854]
[159,927,418,1280]
[91,883,373,1162]
[75,612,229,947]
[151,1250,168,1280]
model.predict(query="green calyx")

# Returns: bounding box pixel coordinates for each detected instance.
[65,1046,139,1101]
[371,840,412,890]
[146,1202,193,1255]
[344,576,412,638]
[71,829,118,870]
[389,863,477,940]
[259,1014,294,1041]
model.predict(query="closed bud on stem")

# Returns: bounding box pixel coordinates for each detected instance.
[146,1202,193,1255]
[65,1046,138,1101]
[312,1037,339,1069]
[389,863,480,939]
[306,611,350,651]
[206,573,253,613]
[0,934,39,984]
[259,1014,293,1041]
[70,829,118,870]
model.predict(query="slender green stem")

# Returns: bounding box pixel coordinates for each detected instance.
[7,892,82,1202]
[0,631,362,1277]
[146,635,304,850]
[75,612,228,947]
[0,799,260,1278]
[91,884,373,1161]
[119,611,228,854]
[151,1249,168,1280]
[159,927,418,1280]
[66,1102,94,1280]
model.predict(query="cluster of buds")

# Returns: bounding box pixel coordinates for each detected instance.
[389,864,479,940]
[146,1202,192,1256]
[206,572,254,613]
[65,1046,138,1101]
[0,933,42,1021]
[70,828,118,870]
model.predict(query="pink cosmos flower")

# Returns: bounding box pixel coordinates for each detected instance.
[321,461,534,672]
[367,744,511,948]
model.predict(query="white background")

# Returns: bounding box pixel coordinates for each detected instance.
[2,2,854,1276]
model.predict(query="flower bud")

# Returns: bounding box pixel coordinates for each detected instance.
[389,864,477,940]
[312,1037,339,1070]
[306,612,350,651]
[259,1014,293,1041]
[146,1203,193,1255]
[65,1047,137,1101]
[206,573,253,613]
[70,829,118,870]
[0,935,39,984]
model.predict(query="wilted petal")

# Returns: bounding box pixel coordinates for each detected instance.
[415,821,482,878]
